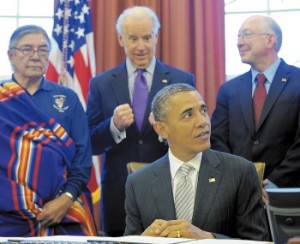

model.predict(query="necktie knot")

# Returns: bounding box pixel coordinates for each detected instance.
[137,68,145,76]
[256,73,266,84]
[180,163,194,177]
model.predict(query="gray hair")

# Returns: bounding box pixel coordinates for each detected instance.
[264,17,282,52]
[115,6,160,35]
[152,83,196,122]
[8,25,51,50]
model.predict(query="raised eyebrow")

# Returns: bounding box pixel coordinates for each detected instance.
[19,44,32,48]
[39,46,50,50]
[180,107,193,116]
[181,103,207,115]
[128,34,137,38]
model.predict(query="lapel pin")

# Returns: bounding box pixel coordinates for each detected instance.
[281,78,287,83]
[162,79,168,83]
[209,177,216,183]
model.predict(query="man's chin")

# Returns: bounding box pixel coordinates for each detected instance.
[26,72,44,80]
[240,57,251,64]
[134,59,151,68]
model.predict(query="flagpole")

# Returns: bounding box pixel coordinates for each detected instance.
[59,0,69,87]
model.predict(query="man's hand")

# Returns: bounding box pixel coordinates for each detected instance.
[142,219,167,236]
[36,194,74,227]
[142,219,215,239]
[113,104,134,131]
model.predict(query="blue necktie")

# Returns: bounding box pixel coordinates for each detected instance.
[132,69,148,130]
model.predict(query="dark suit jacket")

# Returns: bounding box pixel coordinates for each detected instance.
[211,59,300,187]
[86,59,194,233]
[124,150,270,240]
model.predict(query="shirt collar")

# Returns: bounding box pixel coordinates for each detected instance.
[169,148,202,180]
[39,77,53,90]
[126,57,156,76]
[251,58,281,85]
[12,75,50,91]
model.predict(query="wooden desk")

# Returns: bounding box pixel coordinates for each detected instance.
[288,237,300,244]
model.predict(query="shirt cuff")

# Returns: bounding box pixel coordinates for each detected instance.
[64,192,74,200]
[110,118,126,143]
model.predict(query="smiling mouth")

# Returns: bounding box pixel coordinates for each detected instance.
[195,131,210,138]
[239,49,249,54]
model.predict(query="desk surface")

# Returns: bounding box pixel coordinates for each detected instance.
[0,235,273,244]
[288,237,300,244]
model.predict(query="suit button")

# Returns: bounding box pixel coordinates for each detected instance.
[138,140,143,144]
[253,140,259,145]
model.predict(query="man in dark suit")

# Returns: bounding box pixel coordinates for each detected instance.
[124,83,269,240]
[211,15,300,204]
[86,6,194,236]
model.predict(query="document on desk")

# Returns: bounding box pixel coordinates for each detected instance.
[3,235,191,244]
[183,240,273,244]
[1,235,273,244]
[88,235,193,243]
[88,236,273,244]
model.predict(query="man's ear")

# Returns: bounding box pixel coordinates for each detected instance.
[153,121,168,139]
[268,33,277,49]
[7,50,13,61]
[117,34,124,47]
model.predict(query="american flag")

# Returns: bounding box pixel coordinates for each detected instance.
[46,0,100,206]
[46,0,95,107]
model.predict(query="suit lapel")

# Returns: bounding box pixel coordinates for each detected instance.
[192,150,222,227]
[140,60,171,134]
[257,60,290,130]
[151,156,176,220]
[110,63,131,105]
[109,63,141,133]
[238,71,256,134]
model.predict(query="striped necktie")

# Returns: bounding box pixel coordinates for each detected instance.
[175,163,194,223]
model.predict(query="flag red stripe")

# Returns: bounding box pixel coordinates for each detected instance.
[45,62,59,83]
[74,50,92,102]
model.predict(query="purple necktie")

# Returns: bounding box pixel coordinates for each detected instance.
[132,69,149,130]
[253,73,267,128]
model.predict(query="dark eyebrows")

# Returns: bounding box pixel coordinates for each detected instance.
[19,44,49,48]
[180,107,192,116]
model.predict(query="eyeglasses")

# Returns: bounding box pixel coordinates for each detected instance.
[237,32,270,40]
[11,47,50,57]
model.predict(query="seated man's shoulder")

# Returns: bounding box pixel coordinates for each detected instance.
[208,150,258,184]
[209,149,252,168]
